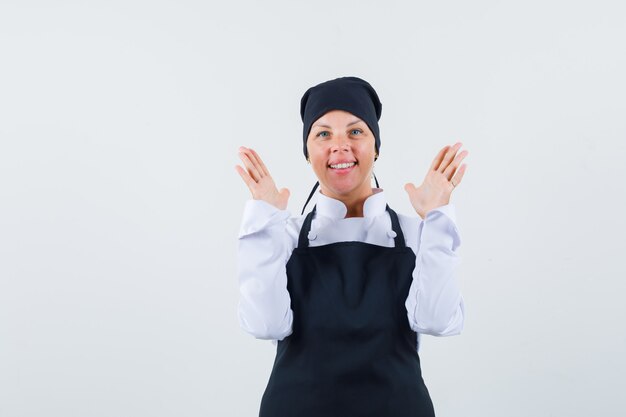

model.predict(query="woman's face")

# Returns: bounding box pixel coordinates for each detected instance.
[306,109,377,199]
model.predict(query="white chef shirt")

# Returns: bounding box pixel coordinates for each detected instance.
[236,187,465,352]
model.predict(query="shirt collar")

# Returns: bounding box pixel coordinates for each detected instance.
[314,188,387,219]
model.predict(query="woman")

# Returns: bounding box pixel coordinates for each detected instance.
[234,76,468,416]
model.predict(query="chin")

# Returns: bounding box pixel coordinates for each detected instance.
[324,180,367,195]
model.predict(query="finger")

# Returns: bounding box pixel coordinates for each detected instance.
[235,164,257,193]
[239,151,262,182]
[437,142,462,173]
[239,147,265,179]
[450,164,467,187]
[443,149,469,180]
[429,146,450,171]
[242,147,266,178]
[248,147,270,177]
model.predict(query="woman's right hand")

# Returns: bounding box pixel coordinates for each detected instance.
[235,146,290,211]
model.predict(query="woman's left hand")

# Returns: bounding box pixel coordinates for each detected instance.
[404,142,468,219]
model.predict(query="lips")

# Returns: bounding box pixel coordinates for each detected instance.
[328,160,357,167]
[328,162,357,175]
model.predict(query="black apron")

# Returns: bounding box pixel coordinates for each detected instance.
[259,203,435,417]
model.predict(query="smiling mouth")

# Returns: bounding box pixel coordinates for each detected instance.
[328,161,358,169]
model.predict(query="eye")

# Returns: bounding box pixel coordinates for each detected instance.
[316,131,330,138]
[351,129,363,135]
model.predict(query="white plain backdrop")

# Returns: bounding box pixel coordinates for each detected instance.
[1,1,625,416]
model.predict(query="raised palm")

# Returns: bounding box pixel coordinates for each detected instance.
[235,146,290,210]
[404,142,468,218]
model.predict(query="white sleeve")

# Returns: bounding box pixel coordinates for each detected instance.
[404,203,465,337]
[236,199,296,341]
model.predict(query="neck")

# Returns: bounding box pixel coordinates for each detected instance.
[320,183,374,218]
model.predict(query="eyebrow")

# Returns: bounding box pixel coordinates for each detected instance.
[312,120,363,129]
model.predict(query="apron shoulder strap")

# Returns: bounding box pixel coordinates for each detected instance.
[386,205,406,248]
[297,204,316,249]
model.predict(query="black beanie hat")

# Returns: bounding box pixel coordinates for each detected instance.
[298,76,383,215]
[300,76,383,160]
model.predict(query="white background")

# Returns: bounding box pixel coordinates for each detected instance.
[1,1,625,416]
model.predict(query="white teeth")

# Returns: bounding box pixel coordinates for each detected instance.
[330,162,356,169]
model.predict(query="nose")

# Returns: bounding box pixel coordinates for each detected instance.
[329,134,351,153]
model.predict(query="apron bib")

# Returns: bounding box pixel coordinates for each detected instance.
[259,203,435,417]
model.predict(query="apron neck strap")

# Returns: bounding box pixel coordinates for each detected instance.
[301,181,320,215]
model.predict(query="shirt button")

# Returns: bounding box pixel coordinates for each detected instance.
[387,230,397,238]
[308,231,317,240]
